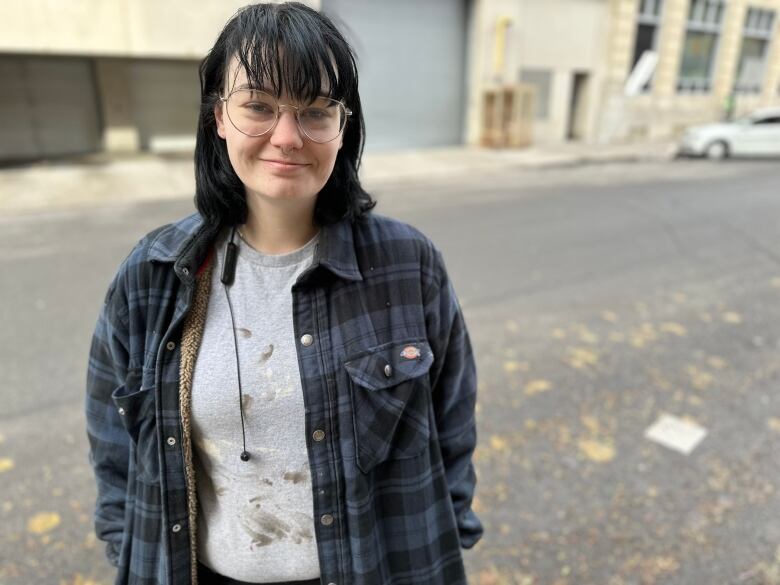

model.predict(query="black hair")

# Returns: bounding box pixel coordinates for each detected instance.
[194,2,375,228]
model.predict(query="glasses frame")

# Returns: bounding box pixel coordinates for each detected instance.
[219,89,352,144]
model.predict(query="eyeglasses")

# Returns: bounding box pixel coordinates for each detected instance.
[220,89,352,143]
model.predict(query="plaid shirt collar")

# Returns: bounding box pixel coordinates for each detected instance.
[145,212,364,283]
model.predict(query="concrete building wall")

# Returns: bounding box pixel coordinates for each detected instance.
[466,0,611,145]
[599,0,780,143]
[0,0,317,58]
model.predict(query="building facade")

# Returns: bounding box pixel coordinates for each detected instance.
[467,0,780,145]
[1,0,778,162]
[0,0,471,162]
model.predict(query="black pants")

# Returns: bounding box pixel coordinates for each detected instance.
[197,562,320,585]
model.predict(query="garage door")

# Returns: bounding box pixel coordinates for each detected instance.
[0,57,101,161]
[129,61,201,152]
[321,0,468,151]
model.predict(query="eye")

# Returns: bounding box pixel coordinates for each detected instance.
[301,108,331,120]
[246,102,275,114]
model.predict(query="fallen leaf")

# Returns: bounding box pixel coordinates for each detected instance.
[566,347,599,369]
[27,512,61,535]
[0,458,14,473]
[503,361,529,374]
[578,438,615,462]
[601,311,618,323]
[722,311,742,324]
[551,328,567,340]
[524,379,552,396]
[490,435,509,452]
[660,322,687,336]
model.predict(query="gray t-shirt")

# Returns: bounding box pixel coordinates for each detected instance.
[191,227,321,582]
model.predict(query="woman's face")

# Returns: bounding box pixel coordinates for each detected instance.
[214,60,343,209]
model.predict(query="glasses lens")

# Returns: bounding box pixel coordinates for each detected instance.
[226,90,278,136]
[298,97,346,143]
[225,90,347,141]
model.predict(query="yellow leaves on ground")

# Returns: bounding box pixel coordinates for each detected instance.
[580,415,601,435]
[27,512,61,534]
[551,328,567,340]
[630,323,658,348]
[566,347,599,369]
[721,311,742,324]
[671,292,687,303]
[706,355,727,370]
[524,379,552,396]
[0,458,14,473]
[577,438,615,463]
[659,322,687,337]
[503,360,529,374]
[489,435,510,452]
[576,325,599,344]
[577,415,616,463]
[601,310,618,323]
[687,366,714,391]
[768,418,780,433]
[59,575,103,585]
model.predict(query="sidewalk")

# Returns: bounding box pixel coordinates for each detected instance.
[0,140,676,215]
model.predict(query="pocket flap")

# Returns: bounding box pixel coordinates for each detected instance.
[344,339,434,391]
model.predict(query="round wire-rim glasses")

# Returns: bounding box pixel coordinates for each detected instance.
[220,88,352,144]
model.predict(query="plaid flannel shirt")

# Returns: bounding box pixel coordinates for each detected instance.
[86,211,483,585]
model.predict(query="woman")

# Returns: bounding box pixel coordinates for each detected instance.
[86,3,482,585]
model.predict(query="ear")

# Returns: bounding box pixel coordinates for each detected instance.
[214,101,227,139]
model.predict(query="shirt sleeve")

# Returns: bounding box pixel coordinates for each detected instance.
[424,245,484,549]
[85,272,132,567]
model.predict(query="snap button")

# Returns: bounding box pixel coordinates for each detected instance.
[171,523,182,533]
[313,429,326,442]
[166,437,176,446]
[117,407,126,416]
[166,341,176,351]
[181,267,190,276]
[300,334,314,347]
[383,364,392,377]
[320,514,334,526]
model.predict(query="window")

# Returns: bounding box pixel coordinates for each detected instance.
[677,0,726,92]
[734,7,775,93]
[631,0,664,92]
[519,69,552,120]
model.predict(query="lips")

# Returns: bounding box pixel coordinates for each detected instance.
[262,159,308,167]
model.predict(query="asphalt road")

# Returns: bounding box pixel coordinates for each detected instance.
[1,159,779,584]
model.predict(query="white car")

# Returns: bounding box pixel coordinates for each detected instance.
[678,107,780,159]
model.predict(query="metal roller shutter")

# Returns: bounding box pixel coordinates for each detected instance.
[321,0,468,150]
[0,56,101,161]
[128,61,201,152]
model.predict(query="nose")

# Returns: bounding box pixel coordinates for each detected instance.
[269,108,304,151]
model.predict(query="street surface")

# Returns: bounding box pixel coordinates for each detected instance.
[1,159,779,584]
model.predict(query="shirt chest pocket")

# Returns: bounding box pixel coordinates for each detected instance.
[111,369,161,485]
[344,339,434,474]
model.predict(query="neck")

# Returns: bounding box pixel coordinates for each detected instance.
[240,195,319,255]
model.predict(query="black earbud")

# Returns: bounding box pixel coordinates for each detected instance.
[221,228,238,285]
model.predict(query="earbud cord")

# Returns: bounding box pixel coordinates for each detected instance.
[220,226,250,462]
